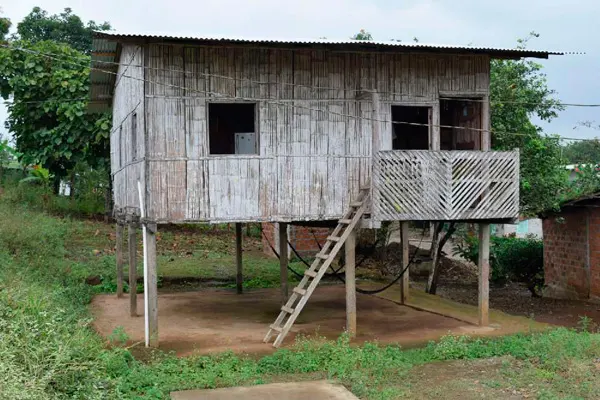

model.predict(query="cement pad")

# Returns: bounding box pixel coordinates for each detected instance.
[170,380,358,400]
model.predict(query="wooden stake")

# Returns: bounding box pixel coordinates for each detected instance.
[478,223,490,326]
[128,220,137,317]
[116,222,124,298]
[345,229,357,337]
[279,222,288,304]
[235,223,243,294]
[146,222,159,347]
[400,221,410,304]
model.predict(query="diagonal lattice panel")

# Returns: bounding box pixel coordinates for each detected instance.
[373,150,519,221]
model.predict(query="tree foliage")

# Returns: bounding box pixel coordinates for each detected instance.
[489,33,567,216]
[15,7,110,53]
[0,13,10,42]
[562,138,600,164]
[0,40,110,186]
[352,29,373,41]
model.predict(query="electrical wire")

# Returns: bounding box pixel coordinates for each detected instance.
[2,43,600,142]
[5,43,595,108]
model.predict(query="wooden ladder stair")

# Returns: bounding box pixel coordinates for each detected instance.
[264,187,371,347]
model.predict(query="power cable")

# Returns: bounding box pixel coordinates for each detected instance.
[3,44,600,142]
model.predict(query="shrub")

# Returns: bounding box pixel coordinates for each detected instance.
[454,231,544,296]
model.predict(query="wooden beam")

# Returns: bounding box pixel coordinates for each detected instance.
[116,222,124,298]
[235,223,243,294]
[481,94,491,151]
[400,221,410,304]
[146,222,159,347]
[478,223,490,326]
[128,220,138,317]
[279,222,288,305]
[345,229,357,337]
[371,91,381,155]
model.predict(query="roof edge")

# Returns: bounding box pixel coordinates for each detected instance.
[92,31,568,59]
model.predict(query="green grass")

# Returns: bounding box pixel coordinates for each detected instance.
[2,186,600,399]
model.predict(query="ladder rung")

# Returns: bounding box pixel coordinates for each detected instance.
[350,201,362,207]
[339,219,352,224]
[293,287,307,296]
[281,305,294,314]
[304,269,317,278]
[327,235,341,242]
[316,253,329,260]
[270,324,283,332]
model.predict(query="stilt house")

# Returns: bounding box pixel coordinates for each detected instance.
[89,31,560,347]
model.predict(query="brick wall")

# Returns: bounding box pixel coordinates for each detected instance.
[590,209,600,301]
[543,208,591,300]
[262,223,330,258]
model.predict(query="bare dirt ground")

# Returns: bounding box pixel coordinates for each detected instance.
[417,280,600,328]
[92,286,475,356]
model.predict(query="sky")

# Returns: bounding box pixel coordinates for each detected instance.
[1,0,599,141]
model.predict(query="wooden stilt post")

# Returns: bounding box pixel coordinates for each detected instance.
[128,216,138,317]
[146,222,159,347]
[279,222,288,305]
[478,223,490,326]
[235,223,243,294]
[116,222,124,298]
[400,221,410,304]
[345,229,357,337]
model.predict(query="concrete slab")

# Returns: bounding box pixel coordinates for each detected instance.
[170,380,359,400]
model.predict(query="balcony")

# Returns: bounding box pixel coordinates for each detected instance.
[372,150,520,222]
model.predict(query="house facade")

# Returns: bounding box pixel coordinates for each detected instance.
[89,32,559,347]
[88,32,540,226]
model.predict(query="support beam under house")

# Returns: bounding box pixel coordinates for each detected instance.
[145,222,159,347]
[115,222,124,298]
[400,221,410,304]
[478,223,491,326]
[279,222,288,305]
[235,223,243,294]
[128,218,138,317]
[345,229,357,337]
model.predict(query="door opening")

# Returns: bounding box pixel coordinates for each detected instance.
[440,99,482,151]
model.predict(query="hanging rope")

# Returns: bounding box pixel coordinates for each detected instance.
[260,228,305,279]
[328,227,427,295]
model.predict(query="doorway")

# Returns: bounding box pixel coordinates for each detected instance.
[440,99,482,150]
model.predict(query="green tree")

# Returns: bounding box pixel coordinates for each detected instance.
[490,33,567,216]
[16,7,110,53]
[0,11,10,42]
[0,40,111,192]
[352,29,373,41]
[562,138,600,164]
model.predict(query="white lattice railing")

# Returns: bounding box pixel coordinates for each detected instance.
[372,150,519,221]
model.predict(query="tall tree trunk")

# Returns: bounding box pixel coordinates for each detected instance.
[426,222,457,294]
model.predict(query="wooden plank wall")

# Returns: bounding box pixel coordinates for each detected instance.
[141,44,490,223]
[111,44,145,212]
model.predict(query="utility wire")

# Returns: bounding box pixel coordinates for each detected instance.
[2,44,600,142]
[5,43,600,108]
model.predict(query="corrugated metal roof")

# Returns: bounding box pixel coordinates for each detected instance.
[94,30,564,57]
[89,30,566,112]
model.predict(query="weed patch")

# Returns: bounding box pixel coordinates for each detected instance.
[2,190,600,399]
